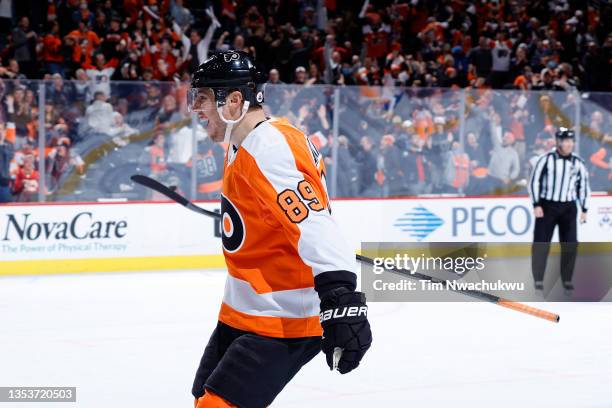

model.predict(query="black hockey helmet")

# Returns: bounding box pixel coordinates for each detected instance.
[555,127,575,139]
[188,50,266,112]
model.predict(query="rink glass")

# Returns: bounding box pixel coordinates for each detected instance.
[0,78,609,203]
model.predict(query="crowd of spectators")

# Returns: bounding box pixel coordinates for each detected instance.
[0,0,610,203]
[271,86,611,197]
[0,0,609,90]
[262,81,610,197]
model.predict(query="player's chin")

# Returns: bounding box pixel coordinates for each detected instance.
[209,134,224,143]
[202,121,215,139]
[207,128,224,143]
[206,124,226,143]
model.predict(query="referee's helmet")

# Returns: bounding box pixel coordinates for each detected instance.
[555,127,575,139]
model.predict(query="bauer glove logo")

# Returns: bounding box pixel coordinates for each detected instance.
[319,306,368,323]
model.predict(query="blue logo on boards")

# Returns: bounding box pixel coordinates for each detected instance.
[393,206,444,241]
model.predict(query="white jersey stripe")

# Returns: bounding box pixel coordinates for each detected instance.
[223,274,319,318]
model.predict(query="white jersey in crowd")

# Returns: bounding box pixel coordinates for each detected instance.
[492,41,512,72]
[85,67,115,98]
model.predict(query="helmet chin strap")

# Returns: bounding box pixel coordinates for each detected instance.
[217,101,250,145]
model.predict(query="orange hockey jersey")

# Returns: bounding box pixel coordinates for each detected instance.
[218,117,356,338]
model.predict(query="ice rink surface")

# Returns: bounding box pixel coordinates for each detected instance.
[1,269,611,408]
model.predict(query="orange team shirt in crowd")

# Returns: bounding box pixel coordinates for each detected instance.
[420,21,445,42]
[67,29,101,66]
[140,50,177,79]
[43,34,63,63]
[590,148,612,179]
[363,22,391,59]
[123,0,143,24]
[221,0,236,19]
[414,114,434,140]
[451,153,470,189]
[149,145,166,173]
[510,119,525,141]
[4,123,15,144]
[218,117,355,338]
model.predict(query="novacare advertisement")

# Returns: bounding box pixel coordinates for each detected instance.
[2,211,129,255]
[0,202,222,274]
[1,196,610,275]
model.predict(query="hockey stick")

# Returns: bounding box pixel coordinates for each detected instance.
[131,174,560,323]
[132,175,221,219]
[355,255,559,323]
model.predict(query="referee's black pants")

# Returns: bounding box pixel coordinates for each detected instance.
[531,200,578,283]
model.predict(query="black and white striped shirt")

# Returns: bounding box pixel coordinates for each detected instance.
[529,149,590,211]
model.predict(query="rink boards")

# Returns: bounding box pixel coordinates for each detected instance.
[1,195,611,275]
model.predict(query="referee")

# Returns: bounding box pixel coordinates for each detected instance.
[528,127,590,295]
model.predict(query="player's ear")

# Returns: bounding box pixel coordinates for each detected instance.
[224,90,244,119]
[227,90,243,108]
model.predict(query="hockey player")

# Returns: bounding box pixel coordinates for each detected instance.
[187,51,372,407]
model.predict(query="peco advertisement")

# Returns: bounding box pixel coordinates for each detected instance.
[333,195,612,247]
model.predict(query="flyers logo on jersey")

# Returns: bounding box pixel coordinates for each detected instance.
[221,195,245,253]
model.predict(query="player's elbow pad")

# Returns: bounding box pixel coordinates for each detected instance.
[314,270,357,299]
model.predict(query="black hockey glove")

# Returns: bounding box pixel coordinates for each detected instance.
[319,287,372,374]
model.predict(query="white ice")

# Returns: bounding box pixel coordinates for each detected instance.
[1,270,611,407]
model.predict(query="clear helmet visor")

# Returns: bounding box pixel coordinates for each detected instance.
[187,87,215,113]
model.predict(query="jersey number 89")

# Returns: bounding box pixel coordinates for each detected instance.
[277,180,325,223]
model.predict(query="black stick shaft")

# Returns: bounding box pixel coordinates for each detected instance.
[131,175,221,219]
